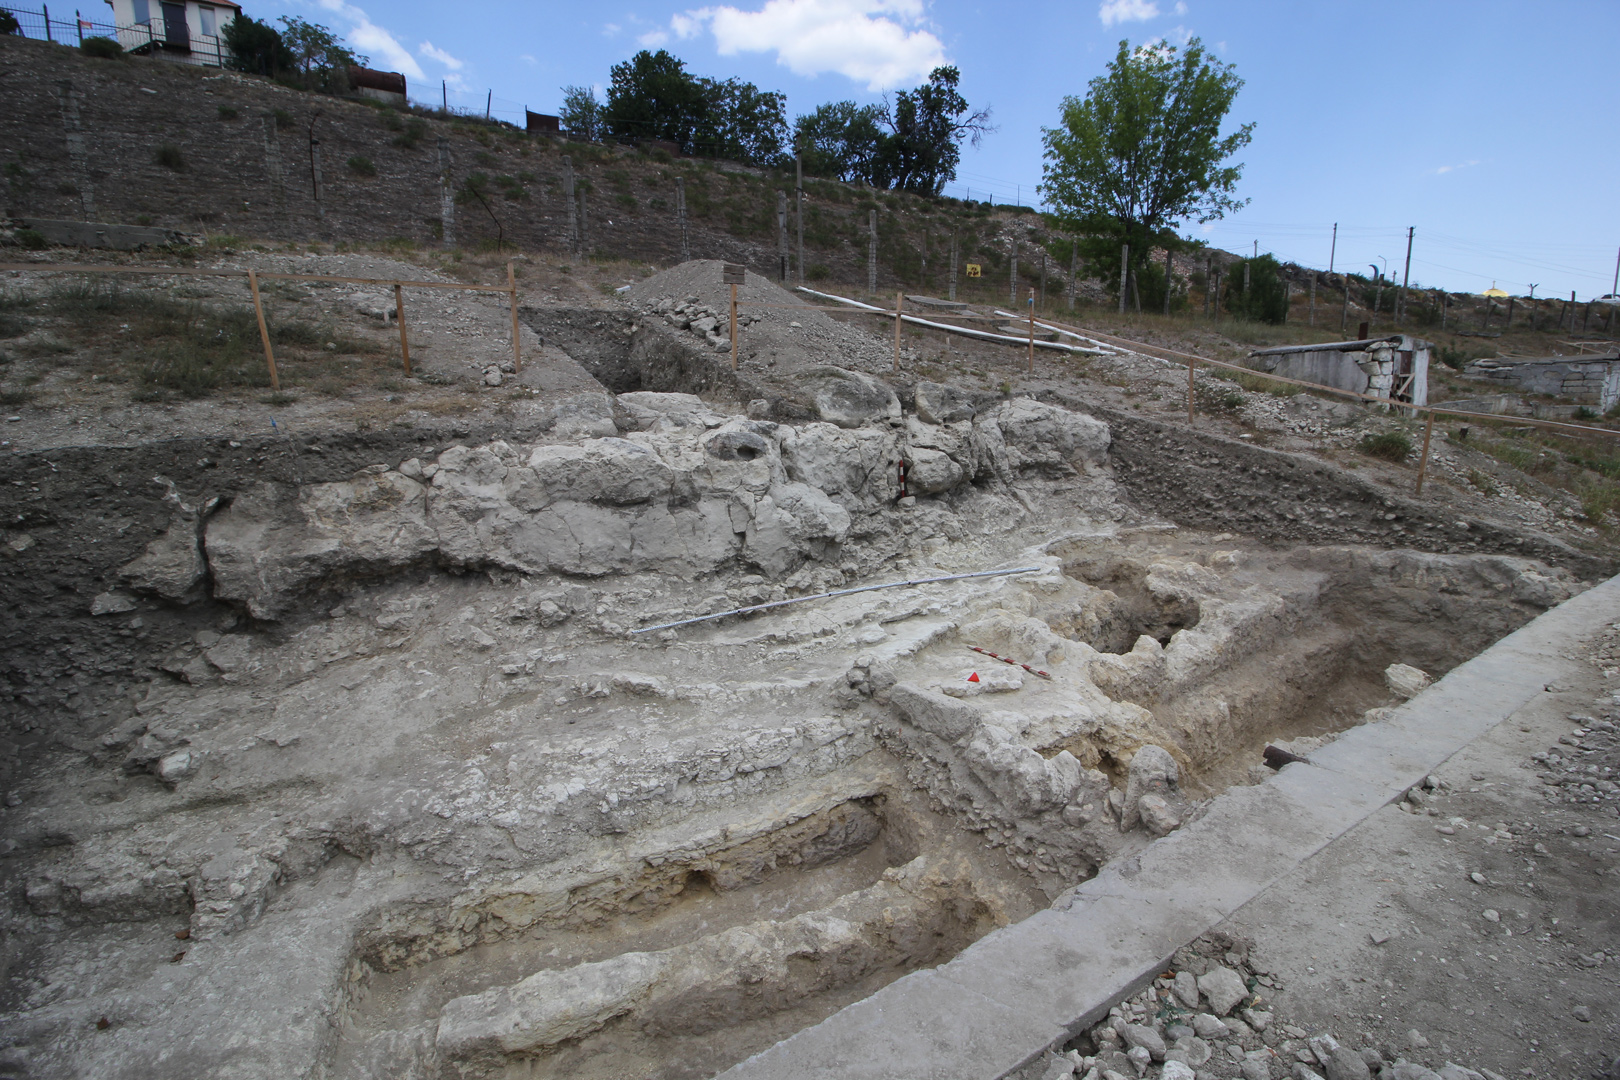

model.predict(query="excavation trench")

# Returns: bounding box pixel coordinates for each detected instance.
[0,370,1589,1080]
[310,532,1569,1080]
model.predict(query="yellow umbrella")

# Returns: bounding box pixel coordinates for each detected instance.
[1482,282,1509,298]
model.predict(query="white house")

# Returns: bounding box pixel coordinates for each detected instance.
[102,0,240,66]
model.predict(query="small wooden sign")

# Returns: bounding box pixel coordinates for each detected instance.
[722,263,746,285]
[964,263,981,278]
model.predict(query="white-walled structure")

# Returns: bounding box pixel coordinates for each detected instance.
[101,0,240,66]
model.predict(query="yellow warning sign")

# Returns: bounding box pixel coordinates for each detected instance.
[965,263,981,278]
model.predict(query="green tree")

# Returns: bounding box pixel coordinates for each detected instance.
[559,85,602,140]
[703,78,788,166]
[602,50,787,165]
[0,11,23,34]
[874,67,993,195]
[1040,38,1252,302]
[794,101,886,182]
[222,15,293,77]
[1223,254,1288,323]
[276,16,366,91]
[603,50,712,151]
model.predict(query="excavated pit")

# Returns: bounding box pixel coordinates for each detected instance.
[0,268,1598,1080]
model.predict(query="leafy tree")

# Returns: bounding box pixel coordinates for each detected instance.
[559,85,603,140]
[222,15,293,77]
[276,16,366,91]
[703,77,788,166]
[794,101,886,182]
[603,50,713,152]
[1040,38,1252,300]
[874,67,993,195]
[1,11,23,34]
[602,50,788,166]
[1223,254,1288,323]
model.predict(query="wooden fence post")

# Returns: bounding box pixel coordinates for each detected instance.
[247,268,279,391]
[1414,410,1436,496]
[731,282,739,371]
[393,282,411,377]
[507,261,522,373]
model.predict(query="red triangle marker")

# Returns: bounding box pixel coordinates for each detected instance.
[967,672,979,682]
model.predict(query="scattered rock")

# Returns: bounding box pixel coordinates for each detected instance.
[1121,1024,1165,1062]
[1197,965,1248,1016]
[90,591,138,615]
[1172,971,1201,1009]
[1136,793,1182,836]
[1193,1013,1230,1039]
[1120,744,1179,832]
[1384,663,1432,700]
[1573,1004,1592,1022]
[1161,1062,1196,1080]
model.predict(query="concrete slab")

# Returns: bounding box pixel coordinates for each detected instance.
[716,573,1620,1080]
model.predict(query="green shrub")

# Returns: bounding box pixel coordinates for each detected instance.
[217,104,239,120]
[154,144,185,171]
[80,36,123,59]
[392,118,428,149]
[1359,431,1412,462]
[807,264,831,281]
[15,229,47,251]
[347,155,376,177]
[273,108,294,130]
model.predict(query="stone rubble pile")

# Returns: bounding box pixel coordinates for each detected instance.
[1017,936,1517,1080]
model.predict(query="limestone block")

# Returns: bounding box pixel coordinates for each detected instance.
[1120,744,1178,832]
[907,446,965,495]
[992,398,1111,472]
[1383,663,1431,700]
[121,480,208,603]
[914,380,977,424]
[798,366,901,429]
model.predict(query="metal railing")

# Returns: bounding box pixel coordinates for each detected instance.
[1,3,228,66]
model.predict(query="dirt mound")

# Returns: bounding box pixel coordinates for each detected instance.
[627,260,902,380]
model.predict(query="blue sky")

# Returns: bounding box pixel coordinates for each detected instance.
[254,0,1619,300]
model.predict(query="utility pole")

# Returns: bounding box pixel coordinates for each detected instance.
[948,229,958,303]
[1369,264,1382,322]
[777,191,788,282]
[1529,284,1538,332]
[1009,240,1018,306]
[1309,273,1316,327]
[1398,226,1413,323]
[1163,245,1172,316]
[1328,223,1337,276]
[1067,238,1078,309]
[868,209,877,296]
[1118,243,1129,315]
[675,177,688,259]
[1341,273,1351,334]
[795,155,804,285]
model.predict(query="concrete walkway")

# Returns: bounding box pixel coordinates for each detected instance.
[716,574,1620,1080]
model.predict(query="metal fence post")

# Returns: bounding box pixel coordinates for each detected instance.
[894,291,903,373]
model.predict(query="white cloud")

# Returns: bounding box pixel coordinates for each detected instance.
[1434,159,1481,175]
[418,40,463,71]
[519,54,537,66]
[1173,1,1187,13]
[1099,0,1160,26]
[313,0,424,79]
[654,0,946,90]
[637,29,670,45]
[603,22,621,36]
